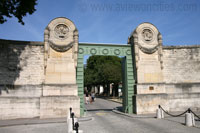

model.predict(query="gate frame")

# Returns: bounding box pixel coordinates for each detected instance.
[76,43,135,116]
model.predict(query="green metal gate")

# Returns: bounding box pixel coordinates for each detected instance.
[76,43,135,116]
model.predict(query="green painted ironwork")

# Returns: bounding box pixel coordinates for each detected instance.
[77,43,135,116]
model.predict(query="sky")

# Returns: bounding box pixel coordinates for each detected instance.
[0,0,200,46]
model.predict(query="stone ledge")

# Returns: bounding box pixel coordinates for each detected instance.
[137,82,200,85]
[163,44,200,49]
[0,39,43,46]
[167,93,200,99]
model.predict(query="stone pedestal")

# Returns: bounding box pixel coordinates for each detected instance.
[40,17,80,118]
[129,23,166,114]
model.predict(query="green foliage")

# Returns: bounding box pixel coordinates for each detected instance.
[84,55,122,87]
[0,0,37,25]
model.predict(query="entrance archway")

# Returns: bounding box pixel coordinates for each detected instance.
[76,43,135,116]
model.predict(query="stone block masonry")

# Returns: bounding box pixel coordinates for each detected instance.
[0,17,80,120]
[129,22,200,114]
[133,45,200,114]
[0,97,40,120]
[0,39,80,120]
[0,39,44,85]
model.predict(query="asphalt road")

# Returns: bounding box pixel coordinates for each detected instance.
[0,123,67,133]
[79,98,200,133]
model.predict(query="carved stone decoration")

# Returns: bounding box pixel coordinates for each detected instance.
[44,17,79,83]
[49,40,74,52]
[158,33,164,69]
[132,32,139,69]
[137,43,159,54]
[47,23,73,52]
[44,17,79,70]
[128,22,163,70]
[54,24,69,39]
[138,28,158,54]
[142,29,154,42]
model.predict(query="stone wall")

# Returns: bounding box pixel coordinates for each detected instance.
[0,97,40,120]
[129,22,200,114]
[0,39,80,120]
[0,39,44,86]
[133,45,200,114]
[162,45,200,112]
[40,96,80,119]
[163,45,200,83]
[0,40,43,120]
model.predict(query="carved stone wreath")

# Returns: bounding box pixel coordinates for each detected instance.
[137,43,159,54]
[54,24,69,40]
[49,40,74,52]
[142,29,154,43]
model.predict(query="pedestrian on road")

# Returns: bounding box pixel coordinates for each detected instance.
[91,92,95,102]
[85,93,89,104]
[89,94,92,104]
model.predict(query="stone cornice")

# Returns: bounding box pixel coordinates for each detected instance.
[0,39,43,46]
[163,45,200,49]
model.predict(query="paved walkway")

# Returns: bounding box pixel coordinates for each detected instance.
[0,118,67,133]
[0,118,67,127]
[79,98,200,133]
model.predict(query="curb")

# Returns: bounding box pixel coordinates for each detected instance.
[78,116,93,122]
[0,116,93,128]
[112,108,156,118]
[106,99,122,104]
[0,120,66,128]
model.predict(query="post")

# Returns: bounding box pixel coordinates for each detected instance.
[70,107,72,118]
[156,108,162,119]
[68,107,72,120]
[67,118,73,133]
[71,112,75,130]
[185,109,195,127]
[156,105,164,119]
[75,122,79,133]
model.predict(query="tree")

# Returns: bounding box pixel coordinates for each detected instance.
[0,0,37,25]
[84,55,122,96]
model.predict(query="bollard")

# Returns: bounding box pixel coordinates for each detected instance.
[67,107,72,121]
[192,113,195,126]
[68,118,78,133]
[67,118,73,133]
[70,107,72,118]
[156,108,162,119]
[185,112,195,127]
[161,109,164,118]
[157,105,164,119]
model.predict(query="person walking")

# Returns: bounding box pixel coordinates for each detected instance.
[85,93,89,104]
[91,92,95,102]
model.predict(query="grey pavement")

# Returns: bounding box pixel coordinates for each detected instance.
[0,122,67,133]
[79,98,200,133]
[0,118,67,133]
[0,118,67,127]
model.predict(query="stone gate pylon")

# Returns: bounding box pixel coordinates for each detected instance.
[40,17,80,118]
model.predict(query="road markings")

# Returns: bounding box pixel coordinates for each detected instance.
[96,112,108,116]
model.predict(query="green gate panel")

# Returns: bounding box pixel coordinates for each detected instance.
[77,43,135,116]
